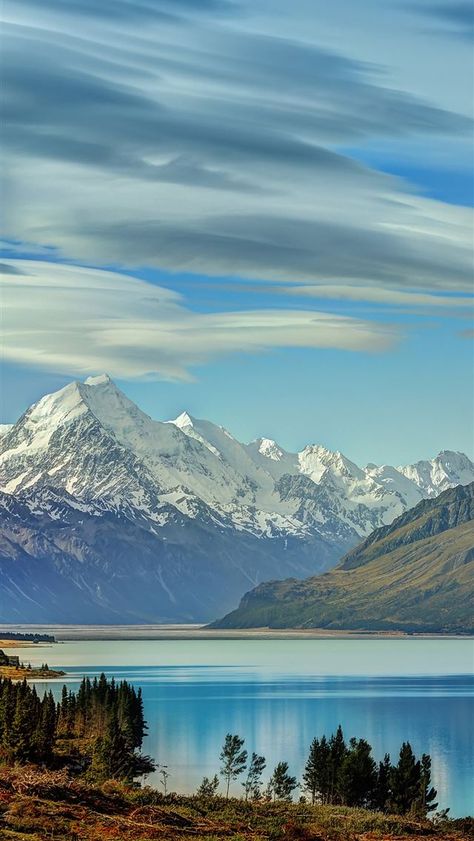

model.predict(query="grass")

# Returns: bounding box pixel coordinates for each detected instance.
[215,520,474,632]
[0,666,65,680]
[0,766,472,841]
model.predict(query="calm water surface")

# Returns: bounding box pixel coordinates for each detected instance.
[23,638,473,816]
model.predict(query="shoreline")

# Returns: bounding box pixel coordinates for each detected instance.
[1,624,472,641]
[0,638,45,648]
[0,666,66,680]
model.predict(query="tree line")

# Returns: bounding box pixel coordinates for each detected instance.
[0,632,55,643]
[0,674,155,782]
[197,727,437,816]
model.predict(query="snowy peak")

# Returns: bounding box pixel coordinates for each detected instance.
[298,444,365,484]
[254,438,286,461]
[173,411,195,430]
[1,375,473,625]
[1,375,473,548]
[399,450,474,497]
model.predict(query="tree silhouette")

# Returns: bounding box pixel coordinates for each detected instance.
[242,752,266,800]
[220,733,248,799]
[270,761,297,802]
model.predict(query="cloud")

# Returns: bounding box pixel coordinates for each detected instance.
[1,1,473,297]
[1,260,398,380]
[0,262,24,275]
[282,284,474,309]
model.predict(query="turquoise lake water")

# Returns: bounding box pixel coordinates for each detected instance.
[25,637,474,816]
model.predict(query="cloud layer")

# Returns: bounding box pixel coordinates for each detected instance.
[2,0,473,296]
[1,261,399,379]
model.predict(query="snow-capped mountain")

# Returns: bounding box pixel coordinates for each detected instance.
[0,375,472,623]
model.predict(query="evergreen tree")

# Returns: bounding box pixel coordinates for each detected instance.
[10,681,36,762]
[337,738,377,807]
[270,761,298,802]
[219,733,248,798]
[33,691,56,762]
[197,774,220,797]
[242,752,266,801]
[373,753,392,812]
[302,737,320,804]
[328,725,347,804]
[417,754,438,816]
[91,712,130,781]
[389,742,421,814]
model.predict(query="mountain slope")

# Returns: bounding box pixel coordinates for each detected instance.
[0,488,324,623]
[211,483,474,632]
[0,375,473,623]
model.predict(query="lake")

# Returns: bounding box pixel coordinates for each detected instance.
[21,636,474,816]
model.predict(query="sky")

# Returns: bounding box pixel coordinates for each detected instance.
[1,0,473,465]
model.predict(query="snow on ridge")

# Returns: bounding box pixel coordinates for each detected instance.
[397,450,474,496]
[256,438,286,460]
[1,374,473,543]
[172,411,194,429]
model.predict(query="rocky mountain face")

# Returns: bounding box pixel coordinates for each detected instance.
[212,483,474,633]
[0,375,473,623]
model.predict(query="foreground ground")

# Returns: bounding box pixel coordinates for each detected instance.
[0,767,472,841]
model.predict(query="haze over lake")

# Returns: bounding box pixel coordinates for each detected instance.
[24,637,474,817]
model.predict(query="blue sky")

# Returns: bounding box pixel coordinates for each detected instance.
[1,0,473,464]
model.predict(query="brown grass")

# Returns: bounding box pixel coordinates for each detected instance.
[0,767,472,841]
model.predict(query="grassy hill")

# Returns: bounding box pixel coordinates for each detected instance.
[212,483,474,632]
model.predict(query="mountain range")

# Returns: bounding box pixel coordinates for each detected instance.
[212,482,474,633]
[0,374,473,623]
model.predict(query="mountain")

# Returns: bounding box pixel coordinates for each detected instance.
[0,375,473,623]
[211,483,474,632]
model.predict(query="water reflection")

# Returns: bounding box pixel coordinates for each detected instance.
[39,665,473,816]
[25,639,473,816]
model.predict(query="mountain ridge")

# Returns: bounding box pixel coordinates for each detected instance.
[0,375,473,623]
[211,483,474,632]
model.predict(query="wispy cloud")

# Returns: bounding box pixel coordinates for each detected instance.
[282,284,474,309]
[1,260,398,380]
[2,0,473,295]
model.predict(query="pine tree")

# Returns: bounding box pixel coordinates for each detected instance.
[302,738,319,804]
[328,725,347,804]
[337,738,377,807]
[270,761,298,802]
[417,754,438,816]
[219,733,248,799]
[373,753,392,812]
[10,681,36,762]
[197,774,220,797]
[389,742,421,814]
[33,691,56,762]
[242,752,266,800]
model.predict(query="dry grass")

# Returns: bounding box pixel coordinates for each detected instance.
[0,666,65,681]
[0,767,472,841]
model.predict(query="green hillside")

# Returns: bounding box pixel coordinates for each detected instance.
[212,483,474,632]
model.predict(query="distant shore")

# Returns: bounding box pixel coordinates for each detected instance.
[0,638,42,648]
[0,664,66,680]
[1,625,472,641]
